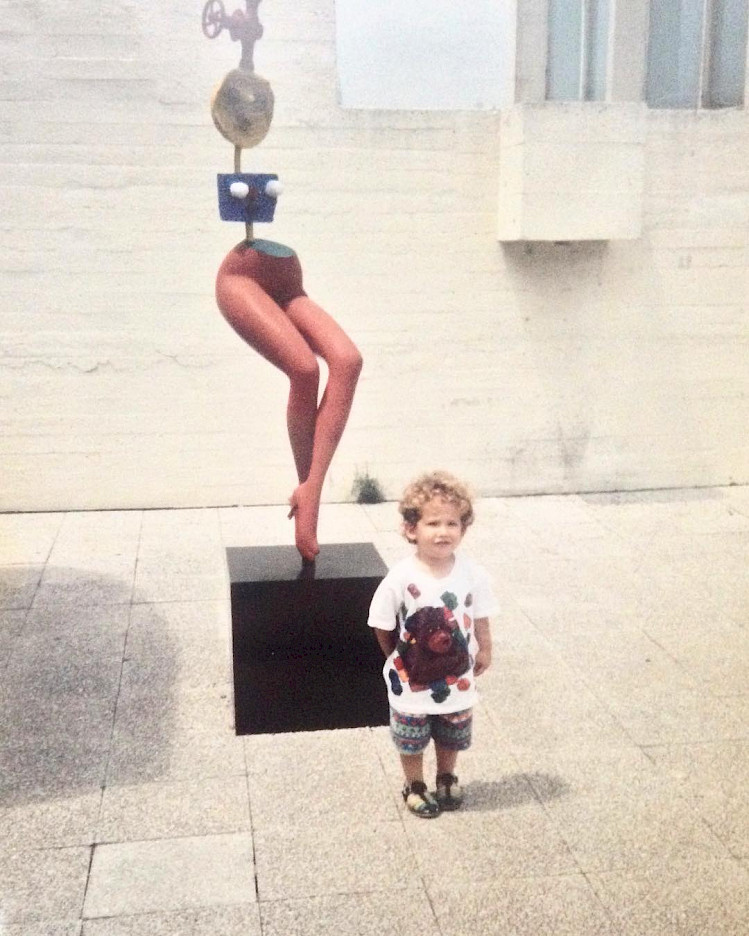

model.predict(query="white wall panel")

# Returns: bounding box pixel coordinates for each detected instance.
[1,0,747,511]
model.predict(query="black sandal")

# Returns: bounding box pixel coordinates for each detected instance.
[402,780,440,818]
[435,773,464,810]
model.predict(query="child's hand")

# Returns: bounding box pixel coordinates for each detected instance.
[473,648,492,676]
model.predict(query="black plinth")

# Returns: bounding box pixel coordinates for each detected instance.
[227,542,390,735]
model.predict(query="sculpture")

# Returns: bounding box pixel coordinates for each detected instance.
[203,0,362,563]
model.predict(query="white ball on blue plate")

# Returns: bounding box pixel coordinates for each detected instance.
[229,180,250,199]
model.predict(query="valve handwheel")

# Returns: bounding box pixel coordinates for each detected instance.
[202,0,226,39]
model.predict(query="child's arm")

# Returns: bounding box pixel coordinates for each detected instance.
[473,617,492,676]
[368,568,400,658]
[374,627,398,658]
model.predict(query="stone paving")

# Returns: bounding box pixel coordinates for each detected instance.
[1,486,748,935]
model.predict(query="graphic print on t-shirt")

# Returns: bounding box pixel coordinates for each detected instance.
[390,589,471,703]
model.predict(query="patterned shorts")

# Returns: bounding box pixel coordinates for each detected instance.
[389,707,473,755]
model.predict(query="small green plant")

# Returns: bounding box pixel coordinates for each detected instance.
[352,470,386,504]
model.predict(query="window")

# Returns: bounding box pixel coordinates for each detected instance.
[647,0,748,108]
[546,0,611,101]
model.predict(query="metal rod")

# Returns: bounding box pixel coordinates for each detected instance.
[234,146,253,242]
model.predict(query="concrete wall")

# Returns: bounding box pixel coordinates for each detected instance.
[1,0,748,510]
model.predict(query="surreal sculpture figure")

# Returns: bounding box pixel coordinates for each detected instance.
[203,0,362,562]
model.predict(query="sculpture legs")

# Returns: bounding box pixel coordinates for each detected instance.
[283,295,362,559]
[216,267,361,561]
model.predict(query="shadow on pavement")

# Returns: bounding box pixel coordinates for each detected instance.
[0,567,176,807]
[465,771,571,811]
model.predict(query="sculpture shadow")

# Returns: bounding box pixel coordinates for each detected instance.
[0,566,177,807]
[463,771,571,812]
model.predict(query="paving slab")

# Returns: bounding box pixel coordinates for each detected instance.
[0,512,63,564]
[247,748,398,828]
[254,820,413,901]
[243,724,377,773]
[106,705,245,786]
[543,627,700,696]
[123,601,232,690]
[32,570,136,611]
[313,501,381,542]
[731,695,749,728]
[589,858,749,936]
[681,566,749,623]
[0,564,43,610]
[138,509,222,557]
[0,608,27,675]
[482,608,566,671]
[96,774,251,843]
[0,845,91,924]
[481,668,634,753]
[430,874,620,936]
[459,768,572,813]
[83,834,255,919]
[0,788,102,849]
[0,737,111,805]
[114,679,236,735]
[602,687,748,746]
[637,584,735,637]
[218,505,299,548]
[0,607,27,638]
[47,512,142,562]
[4,629,125,701]
[21,602,131,638]
[81,905,261,936]
[582,488,749,537]
[405,804,580,885]
[648,624,749,694]
[645,741,749,859]
[1,675,118,748]
[513,745,732,872]
[259,889,440,936]
[1,923,82,936]
[538,776,727,874]
[132,557,228,603]
[517,592,639,627]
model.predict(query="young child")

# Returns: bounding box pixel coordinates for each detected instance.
[368,470,497,817]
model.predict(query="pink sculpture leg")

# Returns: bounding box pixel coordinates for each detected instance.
[215,245,362,562]
[282,294,362,559]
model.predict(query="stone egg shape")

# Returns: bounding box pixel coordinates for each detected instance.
[211,69,274,149]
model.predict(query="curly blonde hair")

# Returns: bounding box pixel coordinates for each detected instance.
[398,470,475,541]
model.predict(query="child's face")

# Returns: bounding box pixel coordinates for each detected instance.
[407,497,465,563]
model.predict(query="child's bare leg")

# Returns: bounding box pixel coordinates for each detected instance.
[400,752,425,785]
[435,744,459,777]
[284,296,362,560]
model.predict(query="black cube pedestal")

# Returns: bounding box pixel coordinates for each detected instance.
[227,542,390,735]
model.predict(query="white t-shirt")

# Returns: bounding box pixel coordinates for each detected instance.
[367,552,498,715]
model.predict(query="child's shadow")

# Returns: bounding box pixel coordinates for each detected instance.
[464,772,570,811]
